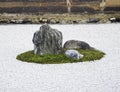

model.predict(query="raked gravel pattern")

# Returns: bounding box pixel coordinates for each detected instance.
[0,24,120,92]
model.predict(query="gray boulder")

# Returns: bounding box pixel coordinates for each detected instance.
[65,50,83,59]
[63,40,91,50]
[32,24,63,55]
[87,18,100,23]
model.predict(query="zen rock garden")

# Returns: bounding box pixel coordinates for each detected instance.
[17,24,105,64]
[32,24,91,59]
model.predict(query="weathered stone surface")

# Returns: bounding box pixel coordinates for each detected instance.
[32,24,62,55]
[109,17,120,23]
[63,40,91,50]
[60,20,66,24]
[49,18,57,24]
[65,50,83,59]
[87,18,100,23]
[22,18,32,24]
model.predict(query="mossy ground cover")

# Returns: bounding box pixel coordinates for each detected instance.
[16,49,105,64]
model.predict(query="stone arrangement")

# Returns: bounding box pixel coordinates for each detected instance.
[33,24,93,59]
[32,24,62,55]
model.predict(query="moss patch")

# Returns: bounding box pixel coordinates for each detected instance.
[16,49,105,64]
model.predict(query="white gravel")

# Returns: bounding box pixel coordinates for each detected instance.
[0,24,120,92]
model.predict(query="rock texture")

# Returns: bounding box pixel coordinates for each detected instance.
[65,50,83,59]
[64,40,91,50]
[32,24,62,55]
[87,18,100,23]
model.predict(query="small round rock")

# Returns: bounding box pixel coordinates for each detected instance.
[65,50,83,60]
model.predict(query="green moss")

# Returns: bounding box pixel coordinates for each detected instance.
[16,49,105,64]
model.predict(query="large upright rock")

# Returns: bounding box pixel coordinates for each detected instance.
[32,24,62,55]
